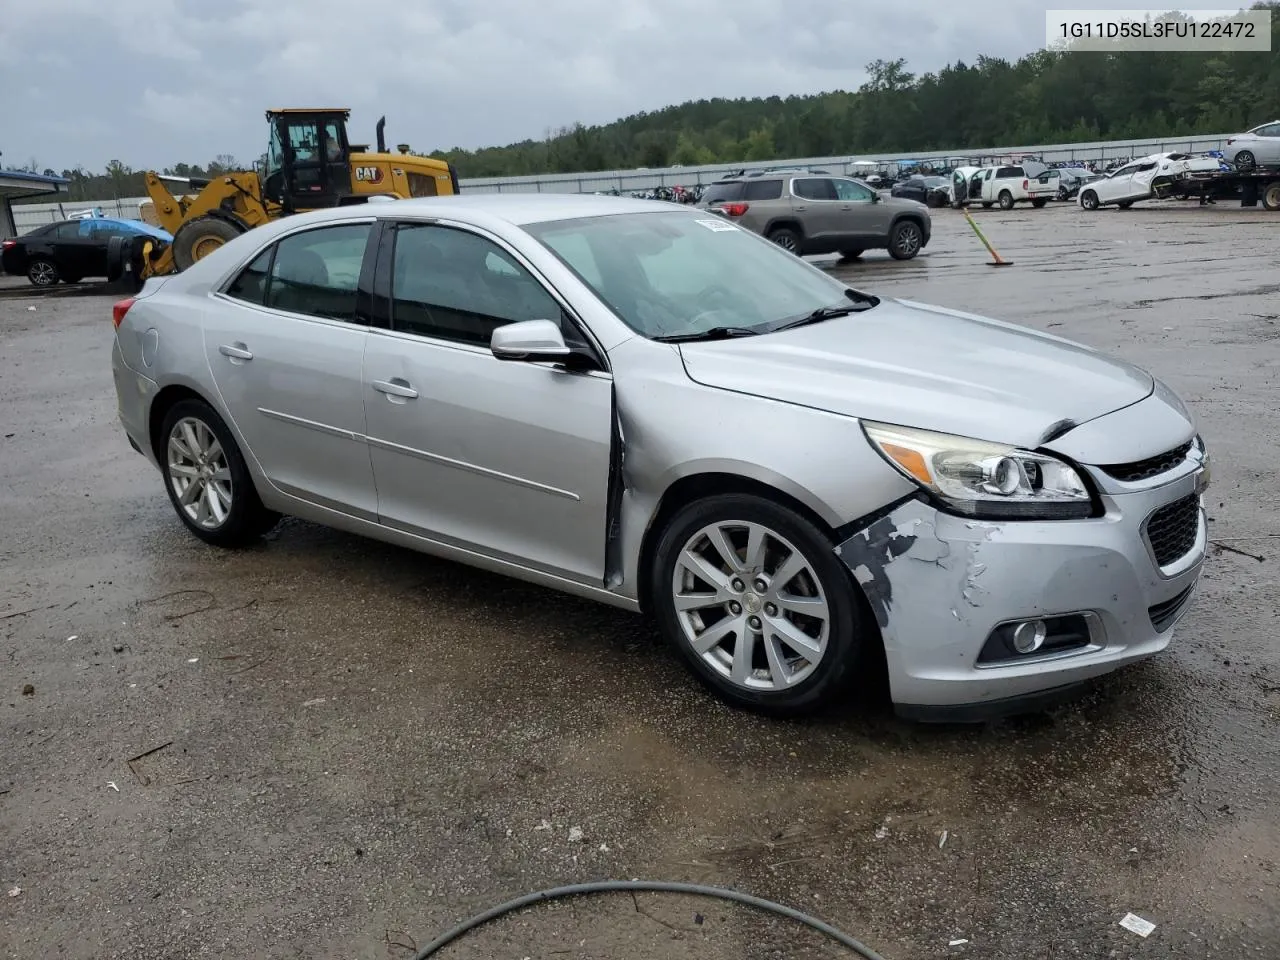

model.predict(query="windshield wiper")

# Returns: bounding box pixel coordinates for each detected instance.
[771,288,879,332]
[652,326,760,343]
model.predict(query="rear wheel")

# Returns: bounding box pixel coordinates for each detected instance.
[1261,182,1280,211]
[1080,190,1100,211]
[27,259,58,287]
[888,219,923,260]
[651,494,871,715]
[159,399,279,547]
[1234,150,1256,172]
[998,190,1015,210]
[171,217,245,272]
[766,226,801,255]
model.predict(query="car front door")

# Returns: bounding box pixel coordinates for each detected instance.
[362,220,614,584]
[831,178,890,242]
[1097,163,1138,203]
[203,221,379,518]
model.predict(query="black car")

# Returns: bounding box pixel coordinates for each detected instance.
[891,175,949,207]
[1,217,171,286]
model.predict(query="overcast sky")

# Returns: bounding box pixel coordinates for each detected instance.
[2,0,1168,173]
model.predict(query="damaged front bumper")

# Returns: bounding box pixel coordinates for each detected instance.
[835,465,1206,720]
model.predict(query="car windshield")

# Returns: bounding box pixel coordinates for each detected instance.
[526,210,876,340]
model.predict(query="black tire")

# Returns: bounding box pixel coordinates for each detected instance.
[1263,183,1280,211]
[766,226,802,255]
[172,217,245,272]
[159,399,279,547]
[888,219,923,260]
[1235,150,1256,172]
[998,190,1014,210]
[27,259,59,287]
[981,202,993,209]
[1056,188,1068,201]
[650,494,872,716]
[1080,190,1100,211]
[1031,198,1048,208]
[839,248,864,260]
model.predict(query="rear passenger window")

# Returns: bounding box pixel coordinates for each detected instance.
[793,178,836,200]
[743,179,782,200]
[265,223,372,321]
[390,223,564,346]
[225,247,274,305]
[996,167,1022,178]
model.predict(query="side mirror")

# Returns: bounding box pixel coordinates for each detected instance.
[490,319,571,363]
[870,191,880,202]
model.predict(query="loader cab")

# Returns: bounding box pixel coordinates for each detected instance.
[263,109,355,213]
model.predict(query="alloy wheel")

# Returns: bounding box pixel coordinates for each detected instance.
[671,520,830,691]
[167,416,233,530]
[771,233,798,253]
[29,262,57,286]
[894,224,921,257]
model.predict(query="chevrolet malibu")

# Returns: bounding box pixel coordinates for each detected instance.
[111,195,1210,719]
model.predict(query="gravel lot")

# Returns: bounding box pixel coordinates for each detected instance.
[1,200,1277,959]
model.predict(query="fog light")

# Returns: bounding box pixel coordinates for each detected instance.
[1011,619,1048,654]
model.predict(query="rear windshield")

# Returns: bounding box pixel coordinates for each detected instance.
[701,182,745,204]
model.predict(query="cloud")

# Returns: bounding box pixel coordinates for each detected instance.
[0,0,1147,172]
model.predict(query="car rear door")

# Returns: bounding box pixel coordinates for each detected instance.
[51,221,98,278]
[1096,164,1137,203]
[202,220,379,518]
[1252,122,1280,163]
[362,219,614,584]
[790,177,839,246]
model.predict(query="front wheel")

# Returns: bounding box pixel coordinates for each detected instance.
[651,494,872,715]
[766,226,801,255]
[159,399,279,547]
[998,190,1014,210]
[1080,190,1100,211]
[888,219,923,260]
[1234,150,1256,172]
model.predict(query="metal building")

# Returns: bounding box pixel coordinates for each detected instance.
[0,170,69,240]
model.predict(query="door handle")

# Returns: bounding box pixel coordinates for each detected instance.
[840,204,853,210]
[371,378,418,400]
[793,204,808,211]
[219,342,253,361]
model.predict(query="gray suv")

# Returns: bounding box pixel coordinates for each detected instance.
[698,174,931,260]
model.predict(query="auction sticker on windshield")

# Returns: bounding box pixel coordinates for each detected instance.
[696,219,739,232]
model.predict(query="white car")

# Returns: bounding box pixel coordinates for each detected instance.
[1223,121,1280,171]
[1078,153,1224,210]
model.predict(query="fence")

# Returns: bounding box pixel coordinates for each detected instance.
[10,131,1235,231]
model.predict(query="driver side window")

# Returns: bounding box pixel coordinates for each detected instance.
[833,179,873,202]
[390,223,565,347]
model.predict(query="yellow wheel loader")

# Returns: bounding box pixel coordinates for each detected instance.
[128,109,458,281]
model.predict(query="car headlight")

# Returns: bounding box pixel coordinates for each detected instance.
[862,421,1094,520]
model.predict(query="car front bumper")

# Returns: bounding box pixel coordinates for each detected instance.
[834,464,1207,719]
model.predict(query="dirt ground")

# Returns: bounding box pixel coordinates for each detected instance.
[1,200,1277,960]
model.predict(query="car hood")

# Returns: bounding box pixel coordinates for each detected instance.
[677,298,1154,448]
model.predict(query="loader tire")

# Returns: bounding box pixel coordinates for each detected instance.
[172,217,245,272]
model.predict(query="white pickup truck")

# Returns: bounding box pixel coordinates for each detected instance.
[964,163,1057,209]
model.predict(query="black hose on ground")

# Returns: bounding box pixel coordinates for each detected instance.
[410,879,888,959]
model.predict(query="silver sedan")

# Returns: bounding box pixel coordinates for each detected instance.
[111,195,1210,719]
